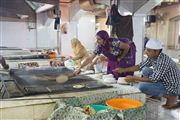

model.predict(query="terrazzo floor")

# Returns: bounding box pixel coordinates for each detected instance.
[147,98,180,120]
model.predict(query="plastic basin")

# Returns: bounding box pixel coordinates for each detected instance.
[81,104,109,112]
[106,98,144,110]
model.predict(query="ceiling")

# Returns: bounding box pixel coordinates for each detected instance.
[0,0,35,21]
[63,0,164,21]
[0,0,59,22]
[95,0,150,13]
[1,0,177,22]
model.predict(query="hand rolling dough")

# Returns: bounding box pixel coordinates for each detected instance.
[56,75,69,83]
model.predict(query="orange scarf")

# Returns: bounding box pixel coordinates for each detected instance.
[71,38,89,66]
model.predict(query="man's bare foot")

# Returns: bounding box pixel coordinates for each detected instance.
[162,102,180,109]
[162,104,175,108]
[162,96,178,109]
[162,104,168,107]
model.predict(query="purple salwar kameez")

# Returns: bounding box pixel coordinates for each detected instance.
[94,30,136,79]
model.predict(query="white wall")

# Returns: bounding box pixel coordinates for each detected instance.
[0,21,36,49]
[0,12,96,56]
[77,14,96,52]
[36,12,57,49]
[61,21,77,56]
[0,13,59,50]
[60,13,96,56]
[133,15,145,64]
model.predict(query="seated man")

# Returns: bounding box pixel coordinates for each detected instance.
[0,55,9,70]
[113,39,180,109]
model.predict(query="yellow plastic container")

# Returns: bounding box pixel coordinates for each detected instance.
[106,98,144,110]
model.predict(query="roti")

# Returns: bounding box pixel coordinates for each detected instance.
[56,75,69,83]
[73,84,85,88]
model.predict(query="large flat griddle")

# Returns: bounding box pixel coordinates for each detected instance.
[9,67,111,97]
[4,54,46,60]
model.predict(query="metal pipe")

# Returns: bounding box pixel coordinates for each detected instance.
[56,5,61,54]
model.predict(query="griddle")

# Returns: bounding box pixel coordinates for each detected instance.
[4,54,46,60]
[7,67,111,97]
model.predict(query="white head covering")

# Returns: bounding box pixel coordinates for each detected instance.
[145,39,163,50]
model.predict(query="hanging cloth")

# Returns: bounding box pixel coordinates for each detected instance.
[106,4,134,41]
[106,4,120,26]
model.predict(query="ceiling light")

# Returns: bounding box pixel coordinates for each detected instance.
[16,14,29,19]
[36,4,54,13]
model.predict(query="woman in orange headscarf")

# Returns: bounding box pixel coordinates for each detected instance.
[71,38,89,67]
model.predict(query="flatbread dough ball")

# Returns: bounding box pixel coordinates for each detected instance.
[56,75,69,83]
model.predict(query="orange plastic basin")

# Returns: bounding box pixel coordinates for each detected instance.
[48,53,57,59]
[106,98,144,110]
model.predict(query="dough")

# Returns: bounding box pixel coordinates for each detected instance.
[103,78,116,83]
[73,84,85,88]
[117,77,129,85]
[56,75,69,83]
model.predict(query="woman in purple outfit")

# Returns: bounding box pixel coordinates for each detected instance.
[74,30,136,79]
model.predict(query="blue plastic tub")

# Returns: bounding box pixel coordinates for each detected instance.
[81,104,109,112]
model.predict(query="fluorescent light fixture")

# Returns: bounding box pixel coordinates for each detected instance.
[25,0,54,13]
[123,12,132,16]
[16,14,29,19]
[36,4,54,13]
